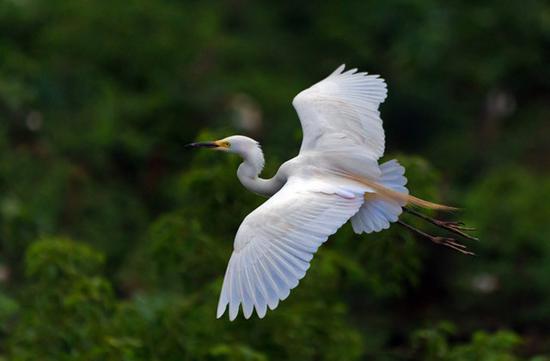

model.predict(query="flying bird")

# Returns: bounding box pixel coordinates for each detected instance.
[186,65,476,321]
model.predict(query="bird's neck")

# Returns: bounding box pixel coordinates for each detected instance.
[236,146,283,197]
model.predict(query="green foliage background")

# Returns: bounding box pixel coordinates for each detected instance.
[0,0,549,359]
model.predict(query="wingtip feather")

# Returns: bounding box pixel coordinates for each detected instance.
[331,64,346,76]
[229,306,238,321]
[216,302,227,319]
[256,305,267,319]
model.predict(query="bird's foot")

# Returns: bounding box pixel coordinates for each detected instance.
[403,207,479,242]
[397,220,475,256]
[430,235,475,256]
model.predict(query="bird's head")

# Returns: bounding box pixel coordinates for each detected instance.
[185,135,260,156]
[186,135,265,174]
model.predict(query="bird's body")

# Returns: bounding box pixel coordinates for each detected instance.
[186,65,470,321]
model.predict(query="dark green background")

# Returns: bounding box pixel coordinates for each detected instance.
[0,0,549,360]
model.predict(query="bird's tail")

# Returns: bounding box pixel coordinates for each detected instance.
[350,160,406,234]
[346,161,457,212]
[350,159,455,235]
[361,177,456,211]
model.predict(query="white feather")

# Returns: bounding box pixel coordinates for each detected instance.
[293,64,387,160]
[216,178,363,320]
[351,159,408,234]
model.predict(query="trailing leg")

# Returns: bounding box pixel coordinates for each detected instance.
[397,220,475,256]
[403,207,478,242]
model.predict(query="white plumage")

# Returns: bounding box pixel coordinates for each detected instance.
[293,64,387,158]
[351,159,409,234]
[217,179,365,320]
[187,65,421,320]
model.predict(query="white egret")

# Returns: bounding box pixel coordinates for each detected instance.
[186,65,476,321]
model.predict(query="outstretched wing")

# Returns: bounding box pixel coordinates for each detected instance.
[292,64,388,160]
[217,177,364,320]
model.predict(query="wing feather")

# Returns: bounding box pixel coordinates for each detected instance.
[293,64,388,160]
[217,178,363,320]
[241,260,255,319]
[228,256,239,320]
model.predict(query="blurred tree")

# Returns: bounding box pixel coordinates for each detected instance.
[8,238,115,360]
[411,322,549,361]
